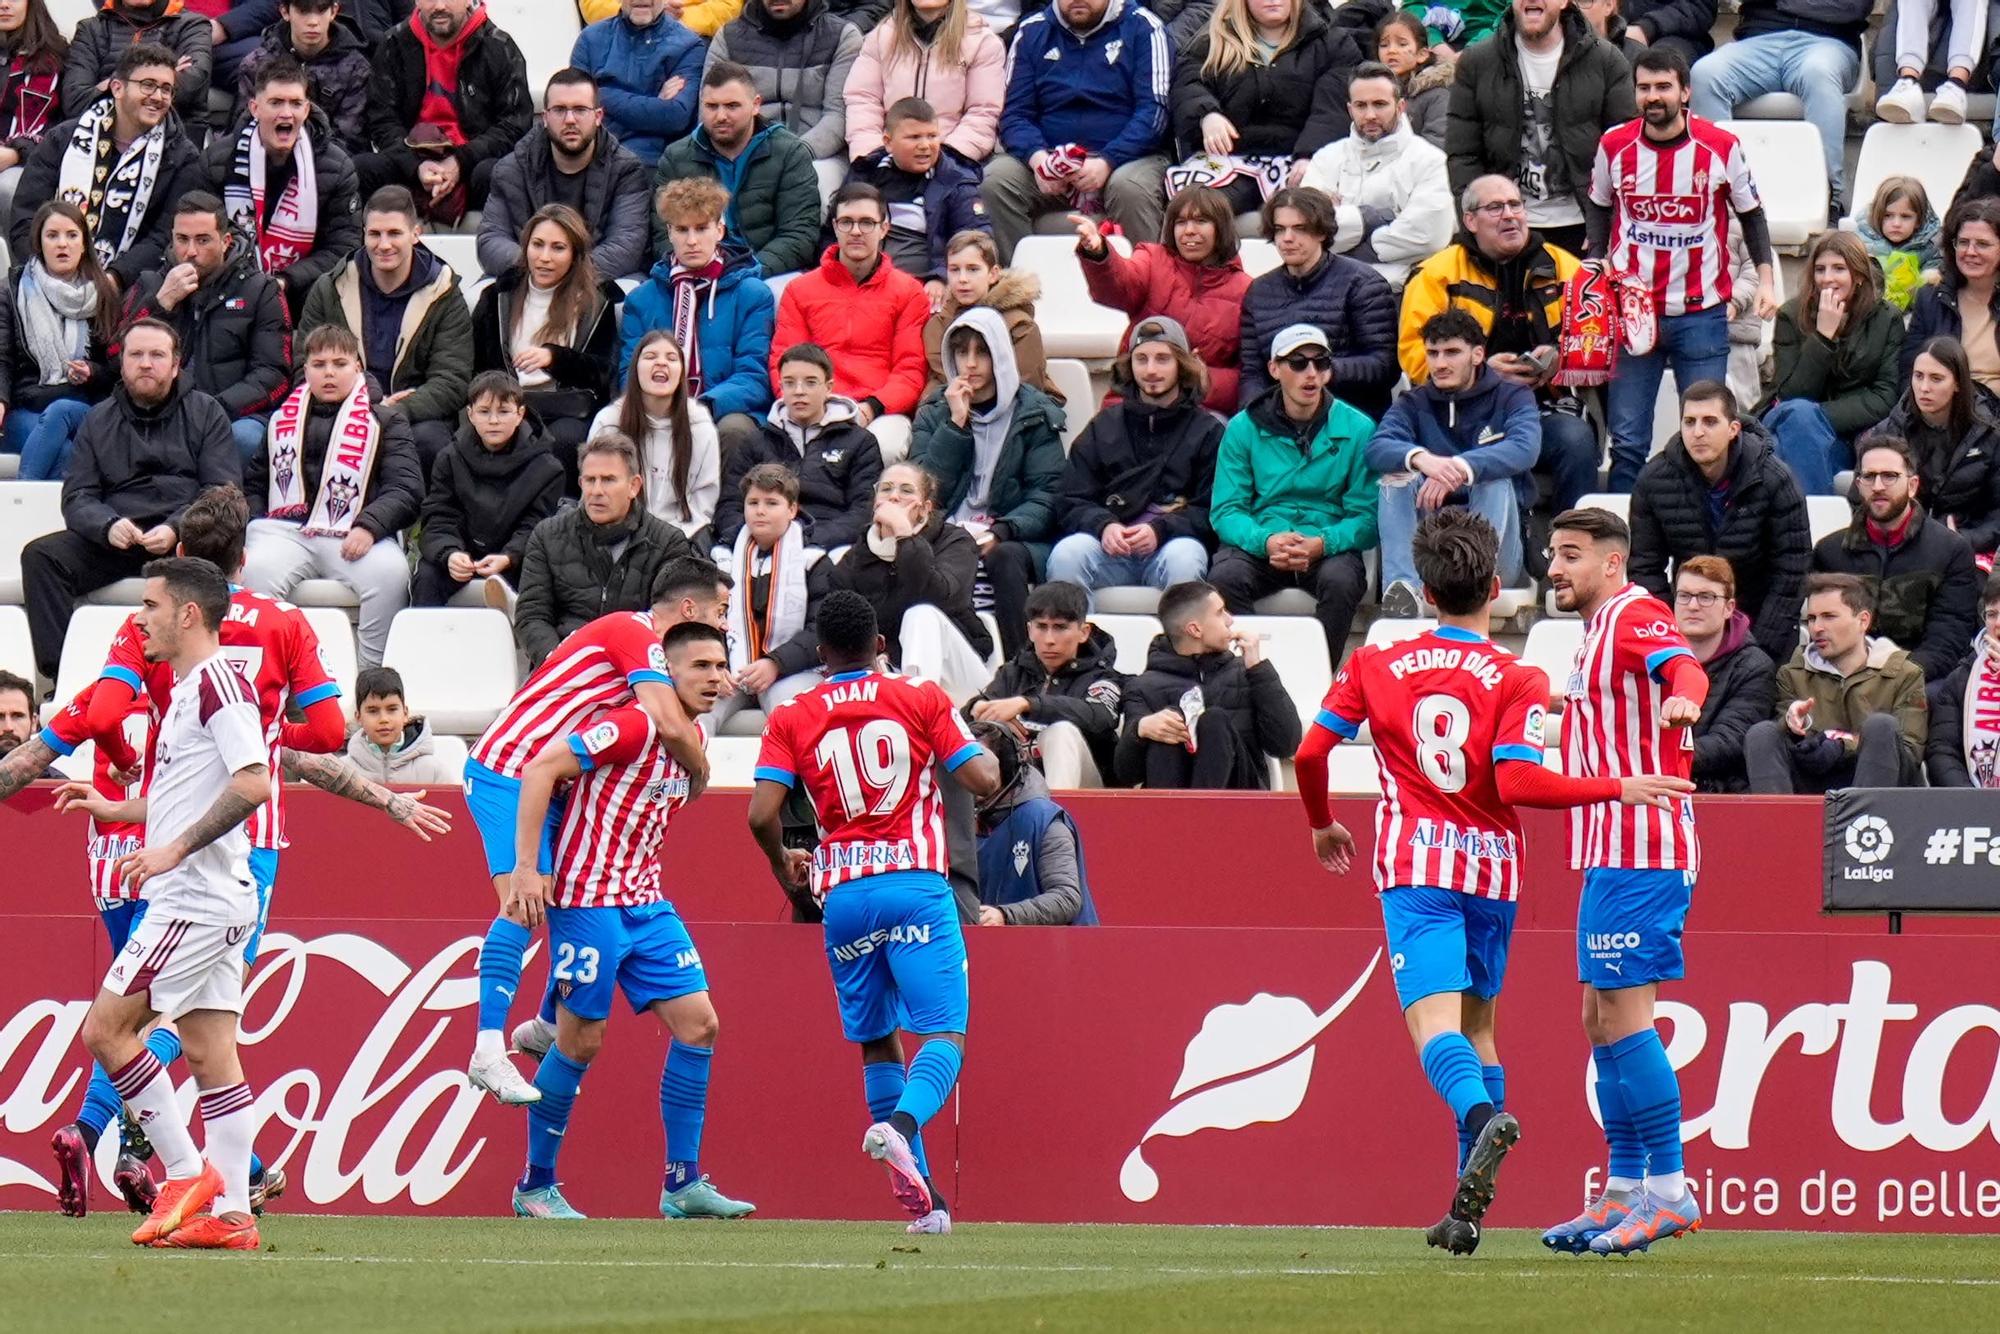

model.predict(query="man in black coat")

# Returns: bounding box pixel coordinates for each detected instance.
[1674,555,1777,792]
[20,319,240,679]
[1237,187,1397,417]
[966,581,1125,788]
[1630,380,1812,665]
[1114,579,1301,791]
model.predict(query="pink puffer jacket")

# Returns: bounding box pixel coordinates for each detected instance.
[843,13,1007,163]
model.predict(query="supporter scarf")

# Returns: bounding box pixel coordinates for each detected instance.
[1554,266,1656,386]
[265,377,379,538]
[727,520,814,673]
[1963,636,2000,787]
[16,260,97,386]
[1,52,58,145]
[1162,152,1291,205]
[1033,143,1102,213]
[223,119,319,275]
[411,4,487,142]
[56,94,166,268]
[669,259,723,400]
[1618,270,1658,356]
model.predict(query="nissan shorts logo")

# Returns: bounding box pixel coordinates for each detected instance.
[1845,815,1894,865]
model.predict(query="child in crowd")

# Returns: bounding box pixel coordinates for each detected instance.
[344,666,460,785]
[711,462,836,731]
[847,97,988,298]
[1859,175,1943,312]
[415,371,565,609]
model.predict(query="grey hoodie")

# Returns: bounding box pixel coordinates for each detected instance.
[343,717,456,785]
[939,305,1020,521]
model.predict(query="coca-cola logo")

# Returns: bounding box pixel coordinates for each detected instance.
[1626,194,1701,225]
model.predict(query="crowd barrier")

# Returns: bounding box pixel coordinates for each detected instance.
[2,791,1997,1230]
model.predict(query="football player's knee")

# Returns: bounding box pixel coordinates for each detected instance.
[675,1004,719,1049]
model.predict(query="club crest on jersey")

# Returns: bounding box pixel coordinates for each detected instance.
[1012,839,1031,876]
[1105,38,1123,63]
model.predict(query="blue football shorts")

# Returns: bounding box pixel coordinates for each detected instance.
[99,899,144,951]
[1379,885,1518,1011]
[820,870,969,1043]
[1577,867,1696,989]
[464,758,563,878]
[546,901,709,1022]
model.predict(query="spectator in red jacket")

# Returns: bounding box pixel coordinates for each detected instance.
[1075,184,1250,415]
[770,181,931,462]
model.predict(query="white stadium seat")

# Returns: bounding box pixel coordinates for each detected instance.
[1091,613,1160,674]
[1045,359,1097,448]
[382,609,519,737]
[1719,121,1829,252]
[1807,494,1852,545]
[1235,614,1333,728]
[1521,619,1585,696]
[47,0,93,37]
[53,606,133,723]
[1091,587,1163,615]
[485,0,584,111]
[0,605,31,680]
[707,737,761,789]
[1365,618,1436,648]
[1571,492,1631,525]
[1729,34,1874,120]
[1010,236,1133,359]
[424,234,485,291]
[1238,238,1281,277]
[1322,744,1382,796]
[301,609,360,719]
[287,581,363,610]
[84,580,145,605]
[0,481,64,603]
[429,734,470,784]
[1845,122,1983,232]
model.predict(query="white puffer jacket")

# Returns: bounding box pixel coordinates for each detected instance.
[1299,118,1455,289]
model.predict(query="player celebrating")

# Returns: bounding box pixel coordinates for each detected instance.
[1294,511,1692,1255]
[748,591,999,1235]
[54,558,272,1250]
[1539,507,1709,1256]
[503,622,754,1221]
[463,556,727,1105]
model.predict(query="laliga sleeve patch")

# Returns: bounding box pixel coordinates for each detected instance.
[583,721,621,755]
[648,643,669,674]
[1524,705,1547,747]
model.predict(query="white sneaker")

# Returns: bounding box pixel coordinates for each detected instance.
[1875,77,1926,124]
[511,1014,556,1060]
[467,1049,542,1104]
[1930,80,1969,124]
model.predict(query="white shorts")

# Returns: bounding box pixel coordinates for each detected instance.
[101,915,254,1020]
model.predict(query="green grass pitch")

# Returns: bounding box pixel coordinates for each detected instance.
[0,1214,1995,1332]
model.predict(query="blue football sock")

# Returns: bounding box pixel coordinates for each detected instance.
[1608,1029,1683,1179]
[896,1041,962,1131]
[478,917,533,1033]
[521,1047,587,1191]
[1419,1032,1491,1128]
[660,1039,711,1190]
[144,1028,183,1067]
[538,973,557,1026]
[250,1152,265,1185]
[76,1065,120,1144]
[1594,1043,1647,1185]
[862,1060,929,1179]
[1456,1063,1509,1174]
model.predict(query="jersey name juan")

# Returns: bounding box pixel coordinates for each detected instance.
[472,612,672,780]
[755,671,982,901]
[42,683,149,905]
[550,707,703,909]
[101,588,340,850]
[142,654,270,924]
[1590,114,1758,317]
[1563,583,1700,871]
[1316,628,1549,900]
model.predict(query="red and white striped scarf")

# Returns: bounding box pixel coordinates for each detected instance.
[223,119,319,276]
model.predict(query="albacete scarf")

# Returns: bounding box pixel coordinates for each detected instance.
[265,377,380,538]
[56,94,167,268]
[1962,635,2000,787]
[669,258,723,400]
[222,118,319,276]
[726,519,815,673]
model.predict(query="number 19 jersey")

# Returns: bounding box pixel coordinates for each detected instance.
[755,670,983,900]
[1313,627,1551,900]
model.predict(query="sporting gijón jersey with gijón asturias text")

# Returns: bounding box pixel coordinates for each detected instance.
[41,682,149,905]
[755,670,983,902]
[550,708,704,909]
[1563,583,1700,872]
[100,588,340,851]
[1590,113,1759,317]
[1313,627,1550,900]
[472,612,672,780]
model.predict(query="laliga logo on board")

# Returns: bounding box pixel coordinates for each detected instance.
[1119,950,1381,1202]
[1845,815,1894,866]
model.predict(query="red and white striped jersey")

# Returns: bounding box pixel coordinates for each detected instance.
[1314,627,1550,900]
[100,589,340,850]
[1590,115,1759,317]
[1562,584,1701,871]
[41,683,148,905]
[549,707,702,909]
[472,612,672,780]
[755,670,983,901]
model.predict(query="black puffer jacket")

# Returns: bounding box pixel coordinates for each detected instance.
[968,626,1125,781]
[1169,2,1363,159]
[244,397,424,541]
[712,408,884,550]
[1629,416,1813,664]
[9,106,204,290]
[1058,385,1222,546]
[1811,504,1983,681]
[513,502,693,667]
[61,382,240,541]
[236,14,375,155]
[832,511,993,664]
[1926,637,1996,787]
[1691,610,1777,793]
[476,126,655,282]
[121,237,292,421]
[62,4,212,126]
[1114,636,1301,790]
[1445,6,1635,215]
[204,106,365,306]
[1238,251,1398,417]
[470,269,622,422]
[364,10,534,182]
[1864,393,2000,557]
[418,421,565,575]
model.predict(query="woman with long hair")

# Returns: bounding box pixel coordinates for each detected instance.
[1907,197,2000,393]
[471,203,622,491]
[921,229,1058,399]
[0,0,65,226]
[1376,10,1452,150]
[1760,230,1907,495]
[0,199,117,479]
[844,0,1006,164]
[1864,336,2000,556]
[588,329,721,544]
[1075,186,1249,413]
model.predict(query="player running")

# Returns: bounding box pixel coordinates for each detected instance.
[1293,511,1692,1256]
[748,591,999,1235]
[463,556,726,1105]
[503,622,754,1221]
[1538,507,1710,1256]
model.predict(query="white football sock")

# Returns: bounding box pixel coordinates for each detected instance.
[110,1049,201,1178]
[198,1082,256,1216]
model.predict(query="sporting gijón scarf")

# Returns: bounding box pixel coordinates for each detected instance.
[266,378,379,538]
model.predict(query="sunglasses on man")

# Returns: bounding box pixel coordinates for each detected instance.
[1282,353,1333,373]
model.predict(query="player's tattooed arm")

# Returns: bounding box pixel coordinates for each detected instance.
[280,749,453,841]
[0,735,59,801]
[169,765,270,859]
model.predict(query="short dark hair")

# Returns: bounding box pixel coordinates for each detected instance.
[703,59,756,92]
[545,67,598,101]
[650,556,733,608]
[251,56,309,97]
[884,96,938,130]
[355,665,406,703]
[830,180,885,219]
[178,485,250,574]
[1804,571,1875,617]
[1420,308,1486,351]
[173,190,229,231]
[1632,45,1692,87]
[1347,60,1402,94]
[116,42,177,83]
[467,370,526,408]
[816,589,880,657]
[1158,580,1218,639]
[365,185,420,226]
[1261,186,1334,242]
[122,316,180,358]
[663,621,727,656]
[302,323,363,362]
[741,462,800,503]
[1412,510,1499,615]
[1550,506,1632,553]
[581,431,641,477]
[1680,379,1738,422]
[778,343,834,379]
[1857,434,1920,477]
[0,669,34,708]
[144,556,231,632]
[1984,569,2000,609]
[1025,581,1088,625]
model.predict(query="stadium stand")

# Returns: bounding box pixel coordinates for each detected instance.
[0,483,61,604]
[382,609,519,737]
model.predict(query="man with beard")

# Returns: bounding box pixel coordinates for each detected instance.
[1298,62,1452,288]
[1590,46,1777,490]
[0,672,51,771]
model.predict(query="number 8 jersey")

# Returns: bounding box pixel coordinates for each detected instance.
[755,669,983,900]
[1313,627,1552,901]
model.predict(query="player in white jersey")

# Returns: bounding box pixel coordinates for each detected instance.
[53,559,273,1251]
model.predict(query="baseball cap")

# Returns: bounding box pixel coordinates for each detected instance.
[1129,315,1190,355]
[1271,324,1331,359]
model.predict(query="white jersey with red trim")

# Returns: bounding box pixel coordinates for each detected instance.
[1562,584,1701,871]
[549,708,703,909]
[1590,115,1759,317]
[141,653,269,924]
[471,612,672,780]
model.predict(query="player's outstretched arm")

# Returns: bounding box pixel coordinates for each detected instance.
[1495,759,1692,811]
[1291,720,1356,874]
[635,680,710,797]
[52,780,145,824]
[0,735,60,802]
[947,747,1001,802]
[747,779,809,892]
[115,763,270,890]
[279,749,454,841]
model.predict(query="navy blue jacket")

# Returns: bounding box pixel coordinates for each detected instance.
[848,149,990,283]
[1000,0,1171,167]
[1238,251,1398,418]
[1365,368,1543,504]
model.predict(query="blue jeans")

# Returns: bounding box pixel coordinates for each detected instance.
[231,415,267,464]
[1604,304,1730,491]
[1691,31,1860,200]
[1538,406,1602,511]
[1377,475,1524,592]
[1763,398,1851,495]
[1043,532,1209,595]
[3,398,91,480]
